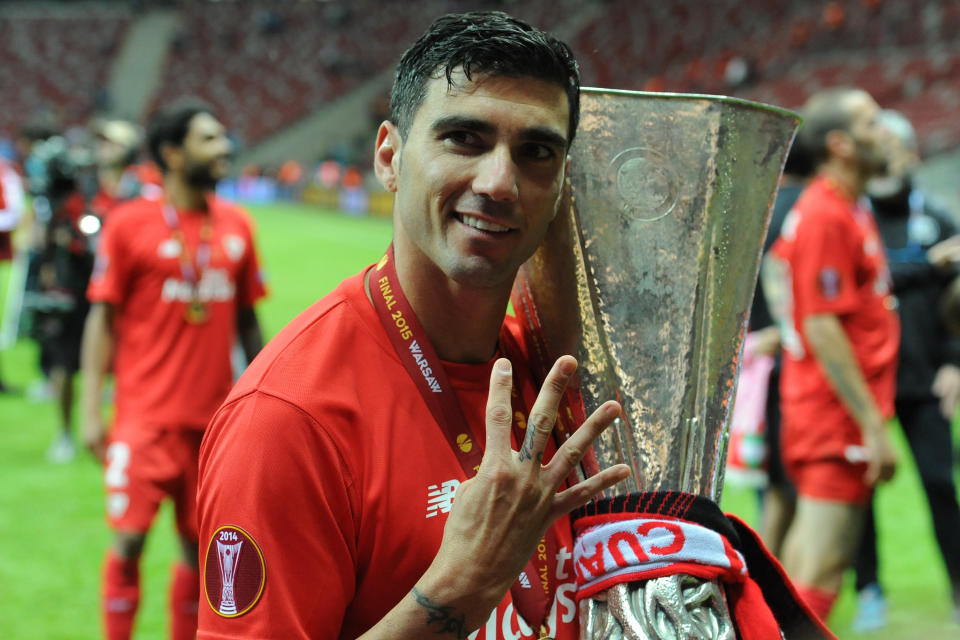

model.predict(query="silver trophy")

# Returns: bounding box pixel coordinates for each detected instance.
[511,89,799,639]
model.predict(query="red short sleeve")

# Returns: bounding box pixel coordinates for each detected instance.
[87,213,131,305]
[789,210,861,318]
[234,216,267,308]
[197,392,357,639]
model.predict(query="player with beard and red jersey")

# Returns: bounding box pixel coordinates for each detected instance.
[764,88,900,623]
[81,102,266,640]
[196,12,633,640]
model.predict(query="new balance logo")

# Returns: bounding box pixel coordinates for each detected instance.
[518,571,531,589]
[426,479,460,518]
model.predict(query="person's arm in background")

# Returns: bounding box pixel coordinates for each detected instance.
[80,302,115,462]
[927,207,960,420]
[803,313,897,485]
[236,306,263,364]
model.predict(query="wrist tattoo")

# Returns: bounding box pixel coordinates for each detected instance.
[411,587,468,639]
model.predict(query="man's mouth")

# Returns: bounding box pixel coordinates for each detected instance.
[457,212,511,233]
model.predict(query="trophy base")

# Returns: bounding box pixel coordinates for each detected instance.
[579,576,736,640]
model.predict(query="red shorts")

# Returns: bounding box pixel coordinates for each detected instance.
[785,457,872,504]
[104,426,204,540]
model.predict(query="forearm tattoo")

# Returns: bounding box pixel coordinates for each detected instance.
[411,587,468,639]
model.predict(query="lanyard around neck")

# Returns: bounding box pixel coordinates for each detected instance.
[368,245,559,631]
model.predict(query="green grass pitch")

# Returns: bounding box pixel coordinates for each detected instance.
[0,201,957,638]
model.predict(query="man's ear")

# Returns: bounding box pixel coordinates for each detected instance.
[374,121,402,193]
[160,142,182,173]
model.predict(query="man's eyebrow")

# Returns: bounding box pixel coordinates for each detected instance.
[431,116,567,149]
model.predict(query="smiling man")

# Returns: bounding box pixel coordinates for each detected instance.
[82,102,266,640]
[196,12,630,640]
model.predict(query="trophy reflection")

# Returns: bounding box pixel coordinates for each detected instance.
[512,89,799,639]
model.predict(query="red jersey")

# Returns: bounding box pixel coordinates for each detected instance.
[197,270,580,640]
[87,196,266,430]
[767,176,899,462]
[0,160,25,261]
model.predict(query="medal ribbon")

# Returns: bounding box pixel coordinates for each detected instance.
[369,245,558,631]
[162,201,212,313]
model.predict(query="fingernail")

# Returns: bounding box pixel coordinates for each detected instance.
[498,359,512,373]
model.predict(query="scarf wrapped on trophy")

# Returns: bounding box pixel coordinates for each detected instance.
[511,90,834,640]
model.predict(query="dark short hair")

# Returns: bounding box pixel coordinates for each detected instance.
[796,87,862,165]
[389,11,580,145]
[147,100,216,171]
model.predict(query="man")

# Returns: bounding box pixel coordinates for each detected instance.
[851,109,960,630]
[750,139,814,557]
[765,87,900,621]
[81,102,266,640]
[24,135,95,463]
[90,119,162,222]
[197,12,630,640]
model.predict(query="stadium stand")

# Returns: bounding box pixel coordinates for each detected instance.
[0,0,957,159]
[0,6,131,139]
[571,0,960,155]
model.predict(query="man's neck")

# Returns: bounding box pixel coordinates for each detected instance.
[98,166,124,195]
[164,174,208,212]
[375,247,513,365]
[819,159,865,202]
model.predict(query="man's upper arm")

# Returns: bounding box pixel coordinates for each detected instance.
[790,212,860,317]
[88,216,131,304]
[198,391,357,639]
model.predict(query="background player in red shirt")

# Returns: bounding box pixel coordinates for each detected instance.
[82,101,266,640]
[764,88,900,621]
[197,12,631,640]
[0,156,25,392]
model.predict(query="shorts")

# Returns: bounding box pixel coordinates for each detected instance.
[104,426,205,541]
[784,457,872,504]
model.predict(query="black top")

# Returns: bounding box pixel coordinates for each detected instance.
[872,183,960,400]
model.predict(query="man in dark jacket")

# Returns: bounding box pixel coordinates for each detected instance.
[853,109,960,631]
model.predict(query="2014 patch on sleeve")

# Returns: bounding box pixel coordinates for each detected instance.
[204,525,266,617]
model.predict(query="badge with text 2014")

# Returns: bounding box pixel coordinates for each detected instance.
[204,525,265,617]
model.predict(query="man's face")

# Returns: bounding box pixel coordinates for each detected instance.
[866,126,917,199]
[845,92,887,178]
[179,113,232,189]
[378,70,570,290]
[95,138,127,169]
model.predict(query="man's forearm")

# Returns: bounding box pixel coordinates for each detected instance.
[803,313,884,432]
[236,306,263,364]
[80,303,114,422]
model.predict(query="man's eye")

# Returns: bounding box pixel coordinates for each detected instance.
[442,131,481,147]
[522,143,556,161]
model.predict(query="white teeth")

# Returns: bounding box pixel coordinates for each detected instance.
[460,214,510,232]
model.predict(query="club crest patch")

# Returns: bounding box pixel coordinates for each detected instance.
[204,525,265,617]
[818,266,841,300]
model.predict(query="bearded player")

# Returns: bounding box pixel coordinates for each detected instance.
[81,101,266,640]
[766,88,899,622]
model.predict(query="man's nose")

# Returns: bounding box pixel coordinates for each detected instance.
[472,146,519,202]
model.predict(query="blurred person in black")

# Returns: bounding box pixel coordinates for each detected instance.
[24,135,96,463]
[751,136,815,558]
[850,109,960,630]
